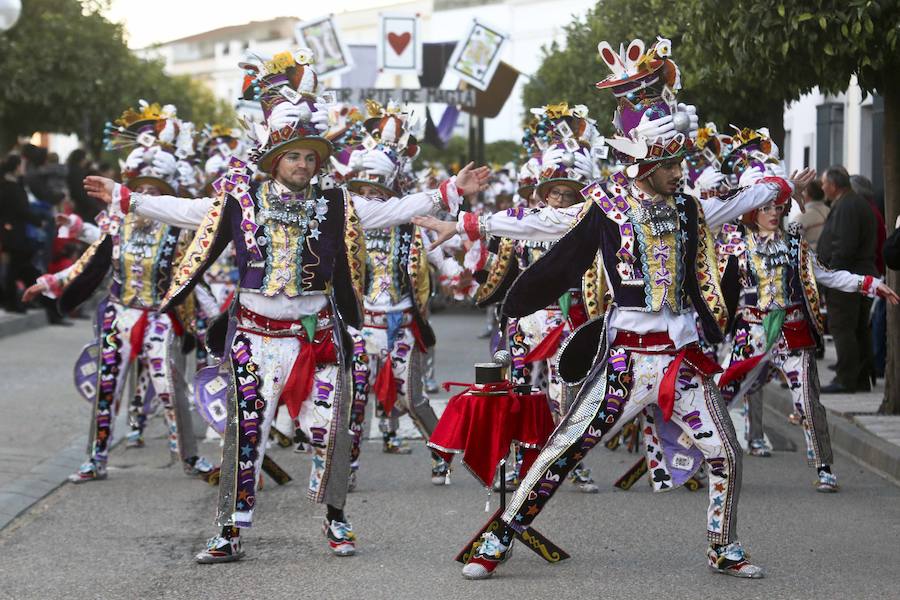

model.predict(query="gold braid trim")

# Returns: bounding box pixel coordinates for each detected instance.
[694,203,729,332]
[798,237,825,334]
[409,227,431,312]
[581,253,608,319]
[162,192,227,308]
[343,188,367,303]
[475,237,515,304]
[61,235,107,291]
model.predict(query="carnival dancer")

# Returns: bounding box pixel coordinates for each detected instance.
[84,49,489,563]
[23,102,215,483]
[715,127,899,491]
[332,101,464,488]
[417,38,816,579]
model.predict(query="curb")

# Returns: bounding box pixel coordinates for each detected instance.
[766,383,900,485]
[0,311,49,340]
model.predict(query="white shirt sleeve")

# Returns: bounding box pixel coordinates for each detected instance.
[121,182,213,230]
[78,222,101,244]
[811,253,866,293]
[700,180,794,229]
[459,203,585,242]
[427,243,463,280]
[352,190,442,230]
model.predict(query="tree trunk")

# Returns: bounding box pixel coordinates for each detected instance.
[879,78,900,414]
[764,98,786,155]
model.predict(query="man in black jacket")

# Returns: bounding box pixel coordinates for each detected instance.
[817,166,878,393]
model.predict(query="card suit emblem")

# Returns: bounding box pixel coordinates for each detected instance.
[388,32,412,55]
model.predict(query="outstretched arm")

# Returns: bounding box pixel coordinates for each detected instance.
[701,168,816,229]
[353,162,490,230]
[413,202,585,250]
[813,255,899,304]
[84,176,212,230]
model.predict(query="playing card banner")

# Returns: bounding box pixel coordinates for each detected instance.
[378,13,422,74]
[447,19,509,91]
[295,16,354,78]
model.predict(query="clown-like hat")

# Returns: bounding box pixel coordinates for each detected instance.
[596,38,694,178]
[104,101,187,195]
[240,48,332,173]
[524,103,601,199]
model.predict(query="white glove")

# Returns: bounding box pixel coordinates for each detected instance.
[205,154,226,177]
[151,151,177,178]
[268,101,302,131]
[311,101,331,134]
[360,150,398,177]
[695,166,725,192]
[738,166,765,187]
[675,103,700,137]
[572,150,595,179]
[347,149,367,172]
[633,112,676,140]
[124,148,145,171]
[175,160,195,186]
[540,146,565,169]
[766,161,786,178]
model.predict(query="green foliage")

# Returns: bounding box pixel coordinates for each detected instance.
[418,136,469,171]
[523,0,899,144]
[0,0,234,153]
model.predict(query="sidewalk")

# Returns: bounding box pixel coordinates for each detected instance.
[0,309,49,339]
[765,342,900,483]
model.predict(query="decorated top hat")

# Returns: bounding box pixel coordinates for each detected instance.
[596,38,692,178]
[523,103,601,199]
[240,48,333,173]
[103,101,187,196]
[336,99,420,197]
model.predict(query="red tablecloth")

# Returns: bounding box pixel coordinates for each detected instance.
[427,384,555,487]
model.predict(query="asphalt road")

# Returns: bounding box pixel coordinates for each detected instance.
[0,308,898,599]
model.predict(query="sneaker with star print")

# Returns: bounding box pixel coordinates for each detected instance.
[707,542,764,578]
[67,461,107,484]
[323,518,356,556]
[461,531,513,579]
[195,534,244,564]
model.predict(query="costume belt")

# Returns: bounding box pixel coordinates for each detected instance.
[738,304,804,324]
[236,305,337,419]
[363,307,414,329]
[612,330,723,422]
[237,305,332,338]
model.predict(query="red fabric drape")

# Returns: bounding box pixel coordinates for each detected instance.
[428,382,555,487]
[280,331,337,419]
[373,354,399,414]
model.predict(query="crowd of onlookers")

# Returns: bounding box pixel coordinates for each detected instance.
[0,142,115,323]
[791,166,899,394]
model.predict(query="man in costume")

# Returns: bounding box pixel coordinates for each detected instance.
[330,100,464,489]
[84,49,489,563]
[24,102,215,483]
[715,127,899,491]
[418,38,814,579]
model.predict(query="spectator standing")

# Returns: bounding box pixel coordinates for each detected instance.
[851,175,887,379]
[66,149,102,222]
[817,166,879,393]
[0,154,44,313]
[790,180,830,251]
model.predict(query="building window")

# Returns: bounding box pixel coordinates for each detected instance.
[803,146,810,168]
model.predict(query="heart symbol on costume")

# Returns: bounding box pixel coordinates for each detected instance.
[388,32,411,55]
[649,459,659,468]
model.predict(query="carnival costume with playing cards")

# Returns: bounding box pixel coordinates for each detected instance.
[35,102,213,483]
[715,127,890,492]
[106,50,469,562]
[456,38,791,580]
[330,101,464,487]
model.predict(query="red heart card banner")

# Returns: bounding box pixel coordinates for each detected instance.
[387,32,411,55]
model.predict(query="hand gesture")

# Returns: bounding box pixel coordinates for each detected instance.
[876,282,900,305]
[84,176,115,204]
[789,168,816,211]
[412,215,458,249]
[22,282,46,303]
[455,162,491,196]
